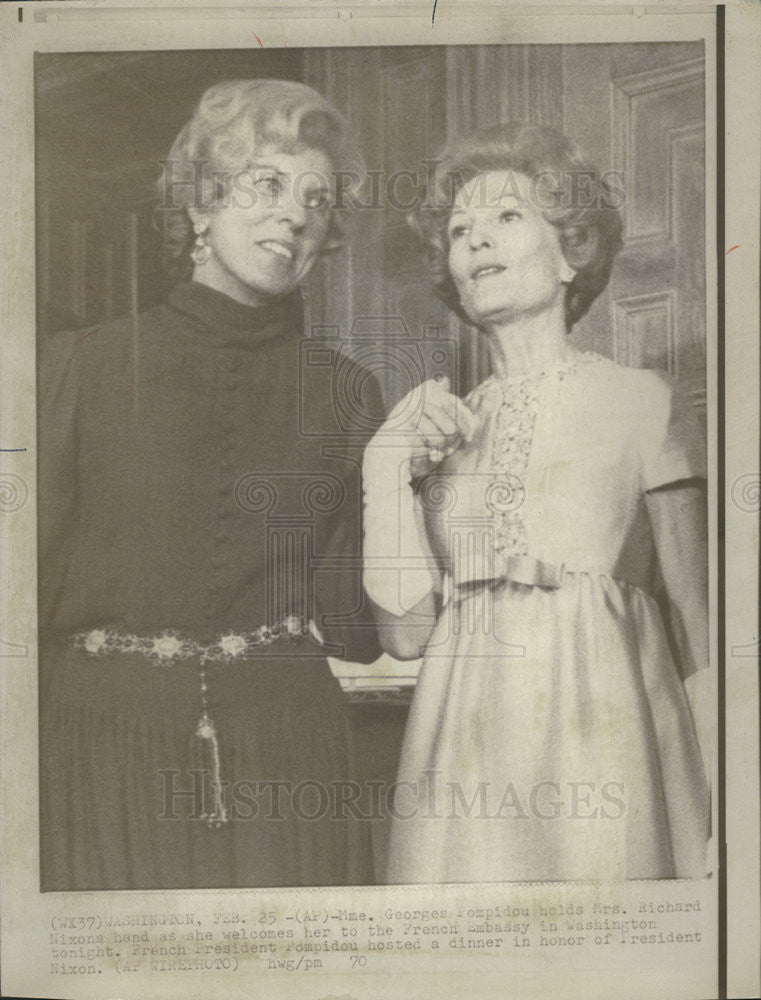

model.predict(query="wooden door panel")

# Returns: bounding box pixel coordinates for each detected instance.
[612,60,704,243]
[563,44,706,419]
[613,290,678,372]
[610,56,706,409]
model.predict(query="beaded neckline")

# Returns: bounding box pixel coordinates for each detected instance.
[482,351,605,559]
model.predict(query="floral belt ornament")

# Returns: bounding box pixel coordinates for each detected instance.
[75,617,310,828]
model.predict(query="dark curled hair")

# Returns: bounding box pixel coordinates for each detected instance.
[155,79,361,285]
[409,122,624,330]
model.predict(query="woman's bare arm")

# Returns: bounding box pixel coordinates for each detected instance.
[645,482,713,775]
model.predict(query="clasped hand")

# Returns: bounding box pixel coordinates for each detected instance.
[370,376,478,479]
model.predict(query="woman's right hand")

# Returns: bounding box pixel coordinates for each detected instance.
[369,376,478,479]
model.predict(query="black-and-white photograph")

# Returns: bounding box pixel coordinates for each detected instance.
[34,40,714,894]
[7,1,761,996]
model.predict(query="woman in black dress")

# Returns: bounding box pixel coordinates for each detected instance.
[38,79,382,890]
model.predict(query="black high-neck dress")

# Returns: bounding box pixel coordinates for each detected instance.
[38,281,382,890]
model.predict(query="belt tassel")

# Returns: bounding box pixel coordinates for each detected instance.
[196,712,229,828]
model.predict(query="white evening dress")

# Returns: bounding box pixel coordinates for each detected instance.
[386,351,709,883]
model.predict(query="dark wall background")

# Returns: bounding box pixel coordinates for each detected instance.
[37,43,706,416]
[35,49,304,333]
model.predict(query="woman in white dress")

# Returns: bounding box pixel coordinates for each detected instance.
[363,123,711,883]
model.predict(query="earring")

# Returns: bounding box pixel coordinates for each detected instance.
[560,262,576,284]
[191,219,210,266]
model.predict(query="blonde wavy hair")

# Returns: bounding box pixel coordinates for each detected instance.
[156,79,360,283]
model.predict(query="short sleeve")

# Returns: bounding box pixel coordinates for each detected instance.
[638,372,706,492]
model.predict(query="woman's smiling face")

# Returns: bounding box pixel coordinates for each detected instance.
[447,170,570,327]
[194,146,333,306]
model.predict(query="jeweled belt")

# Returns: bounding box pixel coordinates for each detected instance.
[74,617,310,663]
[74,617,310,827]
